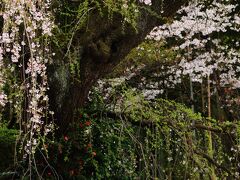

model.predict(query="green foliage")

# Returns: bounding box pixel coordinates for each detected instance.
[85,86,240,179]
[6,84,238,178]
[0,126,18,171]
[42,112,137,179]
[111,40,178,77]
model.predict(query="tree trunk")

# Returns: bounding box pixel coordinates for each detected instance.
[47,0,189,133]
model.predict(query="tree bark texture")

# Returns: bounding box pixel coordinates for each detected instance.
[47,0,189,133]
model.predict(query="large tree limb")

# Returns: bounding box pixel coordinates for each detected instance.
[48,0,189,132]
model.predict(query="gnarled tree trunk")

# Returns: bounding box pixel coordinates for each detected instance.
[47,0,189,133]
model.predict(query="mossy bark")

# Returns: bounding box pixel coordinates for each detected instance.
[47,0,189,133]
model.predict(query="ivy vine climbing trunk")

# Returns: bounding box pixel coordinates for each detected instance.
[47,0,189,133]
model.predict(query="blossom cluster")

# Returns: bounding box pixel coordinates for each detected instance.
[0,0,55,158]
[148,2,239,41]
[93,1,240,107]
[147,1,240,88]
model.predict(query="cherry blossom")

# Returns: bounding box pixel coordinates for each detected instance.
[0,0,55,165]
[139,0,152,6]
[147,1,240,89]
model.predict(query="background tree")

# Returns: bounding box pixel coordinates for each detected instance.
[1,0,240,179]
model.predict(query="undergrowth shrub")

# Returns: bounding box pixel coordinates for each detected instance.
[36,94,240,179]
[0,126,18,172]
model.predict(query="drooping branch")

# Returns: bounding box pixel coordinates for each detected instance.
[194,150,233,177]
[191,124,223,133]
[86,110,235,135]
[91,110,236,177]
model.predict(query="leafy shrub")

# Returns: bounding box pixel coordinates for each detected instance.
[0,126,18,172]
[32,86,240,179]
